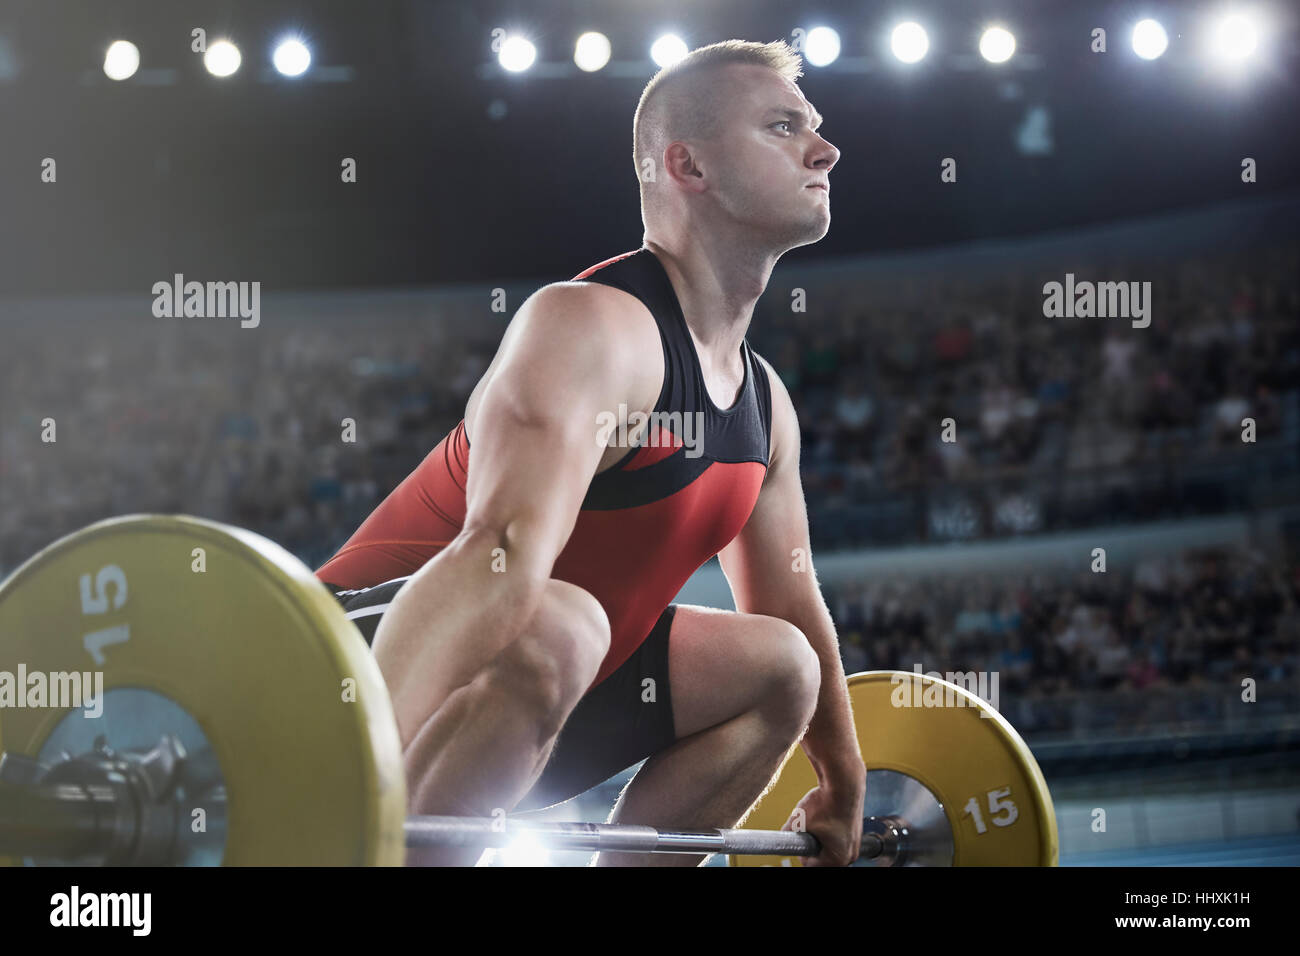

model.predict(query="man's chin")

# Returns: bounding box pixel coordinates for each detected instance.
[750,210,831,254]
[786,215,831,250]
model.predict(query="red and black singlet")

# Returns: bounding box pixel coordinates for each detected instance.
[316,247,773,686]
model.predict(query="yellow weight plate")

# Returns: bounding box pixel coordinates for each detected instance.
[731,670,1058,866]
[0,514,406,865]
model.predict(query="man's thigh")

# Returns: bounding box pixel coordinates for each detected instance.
[325,586,799,811]
[519,602,810,811]
[514,605,678,811]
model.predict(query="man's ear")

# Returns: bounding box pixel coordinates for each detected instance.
[663,142,707,192]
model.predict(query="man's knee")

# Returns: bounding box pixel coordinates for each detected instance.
[754,619,822,736]
[541,579,612,675]
[482,579,611,738]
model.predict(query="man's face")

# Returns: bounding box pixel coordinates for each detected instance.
[700,64,840,249]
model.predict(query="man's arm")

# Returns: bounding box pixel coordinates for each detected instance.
[374,281,661,743]
[716,356,866,791]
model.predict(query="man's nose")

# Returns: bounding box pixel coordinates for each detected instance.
[811,137,840,172]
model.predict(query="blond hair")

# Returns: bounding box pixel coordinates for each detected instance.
[633,39,804,206]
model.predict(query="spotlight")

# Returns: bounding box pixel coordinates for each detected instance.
[1209,12,1259,62]
[804,26,841,67]
[979,26,1016,64]
[1131,20,1169,60]
[650,34,688,68]
[890,22,929,64]
[498,35,537,73]
[574,32,611,72]
[103,40,139,81]
[204,40,241,77]
[272,38,311,77]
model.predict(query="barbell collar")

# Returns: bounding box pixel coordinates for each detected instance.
[0,778,124,860]
[0,737,194,865]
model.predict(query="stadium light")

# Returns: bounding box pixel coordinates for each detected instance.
[272,38,311,77]
[804,26,841,67]
[498,35,537,73]
[979,26,1016,64]
[574,31,611,72]
[650,34,688,68]
[890,22,929,64]
[204,40,241,77]
[1208,12,1260,62]
[103,40,139,81]
[1132,20,1169,60]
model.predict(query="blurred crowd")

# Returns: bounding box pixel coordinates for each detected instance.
[0,304,500,573]
[3,239,1298,741]
[750,243,1299,544]
[3,242,1295,575]
[826,543,1300,734]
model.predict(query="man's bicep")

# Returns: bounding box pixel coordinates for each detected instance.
[461,287,632,579]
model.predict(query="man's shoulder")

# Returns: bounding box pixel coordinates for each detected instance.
[521,280,658,342]
[502,282,662,414]
[536,278,648,310]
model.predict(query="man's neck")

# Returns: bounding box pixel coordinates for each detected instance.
[642,232,778,371]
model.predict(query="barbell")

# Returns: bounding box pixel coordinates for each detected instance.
[0,514,1058,866]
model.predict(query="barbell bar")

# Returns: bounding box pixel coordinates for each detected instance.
[402,815,890,858]
[0,514,1058,866]
[0,743,889,860]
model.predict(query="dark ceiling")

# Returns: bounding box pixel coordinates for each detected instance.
[0,0,1296,294]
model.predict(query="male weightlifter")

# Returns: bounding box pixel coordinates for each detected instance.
[316,39,864,866]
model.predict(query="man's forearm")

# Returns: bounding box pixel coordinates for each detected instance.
[784,604,866,790]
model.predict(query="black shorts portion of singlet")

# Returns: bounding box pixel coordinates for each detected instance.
[325,577,678,811]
